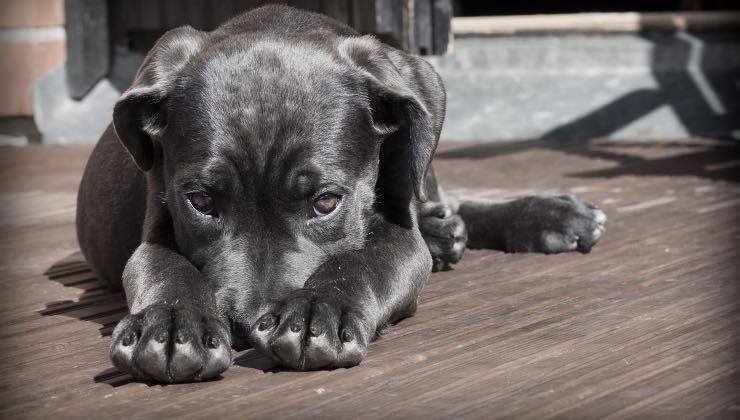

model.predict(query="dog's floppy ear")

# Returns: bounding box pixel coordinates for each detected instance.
[113,26,206,171]
[339,35,445,202]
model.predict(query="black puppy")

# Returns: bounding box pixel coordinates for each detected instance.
[76,5,606,383]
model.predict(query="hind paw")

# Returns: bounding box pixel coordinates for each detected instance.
[505,195,607,254]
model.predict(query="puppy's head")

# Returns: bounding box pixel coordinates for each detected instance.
[112,26,438,333]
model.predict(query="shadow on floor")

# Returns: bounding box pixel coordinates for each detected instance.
[567,142,740,182]
[41,251,126,337]
[41,251,279,386]
[233,349,281,371]
[436,139,740,184]
[41,252,133,386]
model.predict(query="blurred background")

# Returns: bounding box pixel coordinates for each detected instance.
[0,0,738,146]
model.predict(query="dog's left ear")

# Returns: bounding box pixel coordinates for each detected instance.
[339,36,445,202]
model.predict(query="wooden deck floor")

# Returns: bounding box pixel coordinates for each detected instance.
[1,138,739,419]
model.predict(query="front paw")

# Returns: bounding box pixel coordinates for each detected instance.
[419,201,467,271]
[510,195,607,254]
[110,304,231,383]
[249,291,370,370]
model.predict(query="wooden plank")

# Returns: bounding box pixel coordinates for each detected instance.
[0,138,738,417]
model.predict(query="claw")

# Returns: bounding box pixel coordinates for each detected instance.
[205,335,219,349]
[309,324,323,337]
[341,329,354,343]
[258,315,275,331]
[290,321,303,333]
[122,332,136,346]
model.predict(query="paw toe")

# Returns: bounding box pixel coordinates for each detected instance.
[270,327,305,368]
[201,339,231,379]
[269,301,310,368]
[110,337,138,376]
[137,337,169,381]
[304,334,340,369]
[592,224,605,241]
[541,232,579,254]
[575,221,606,254]
[169,342,203,380]
[593,208,607,225]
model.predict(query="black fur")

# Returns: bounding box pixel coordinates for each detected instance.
[76,5,606,383]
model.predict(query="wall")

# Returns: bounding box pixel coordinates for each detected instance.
[0,0,66,116]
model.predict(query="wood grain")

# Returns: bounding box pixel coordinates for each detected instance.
[0,138,738,418]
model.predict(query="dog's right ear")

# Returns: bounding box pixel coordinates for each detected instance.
[113,26,206,171]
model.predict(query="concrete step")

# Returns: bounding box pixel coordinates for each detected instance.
[427,30,740,141]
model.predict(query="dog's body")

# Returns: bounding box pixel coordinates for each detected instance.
[76,5,606,383]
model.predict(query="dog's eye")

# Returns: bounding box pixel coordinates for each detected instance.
[313,193,341,216]
[188,191,216,216]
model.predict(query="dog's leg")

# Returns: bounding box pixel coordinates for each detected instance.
[418,166,606,259]
[416,167,467,271]
[248,217,431,370]
[109,242,231,383]
[456,195,607,254]
[418,199,467,271]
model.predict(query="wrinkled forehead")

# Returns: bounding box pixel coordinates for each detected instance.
[184,37,362,137]
[167,37,375,181]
